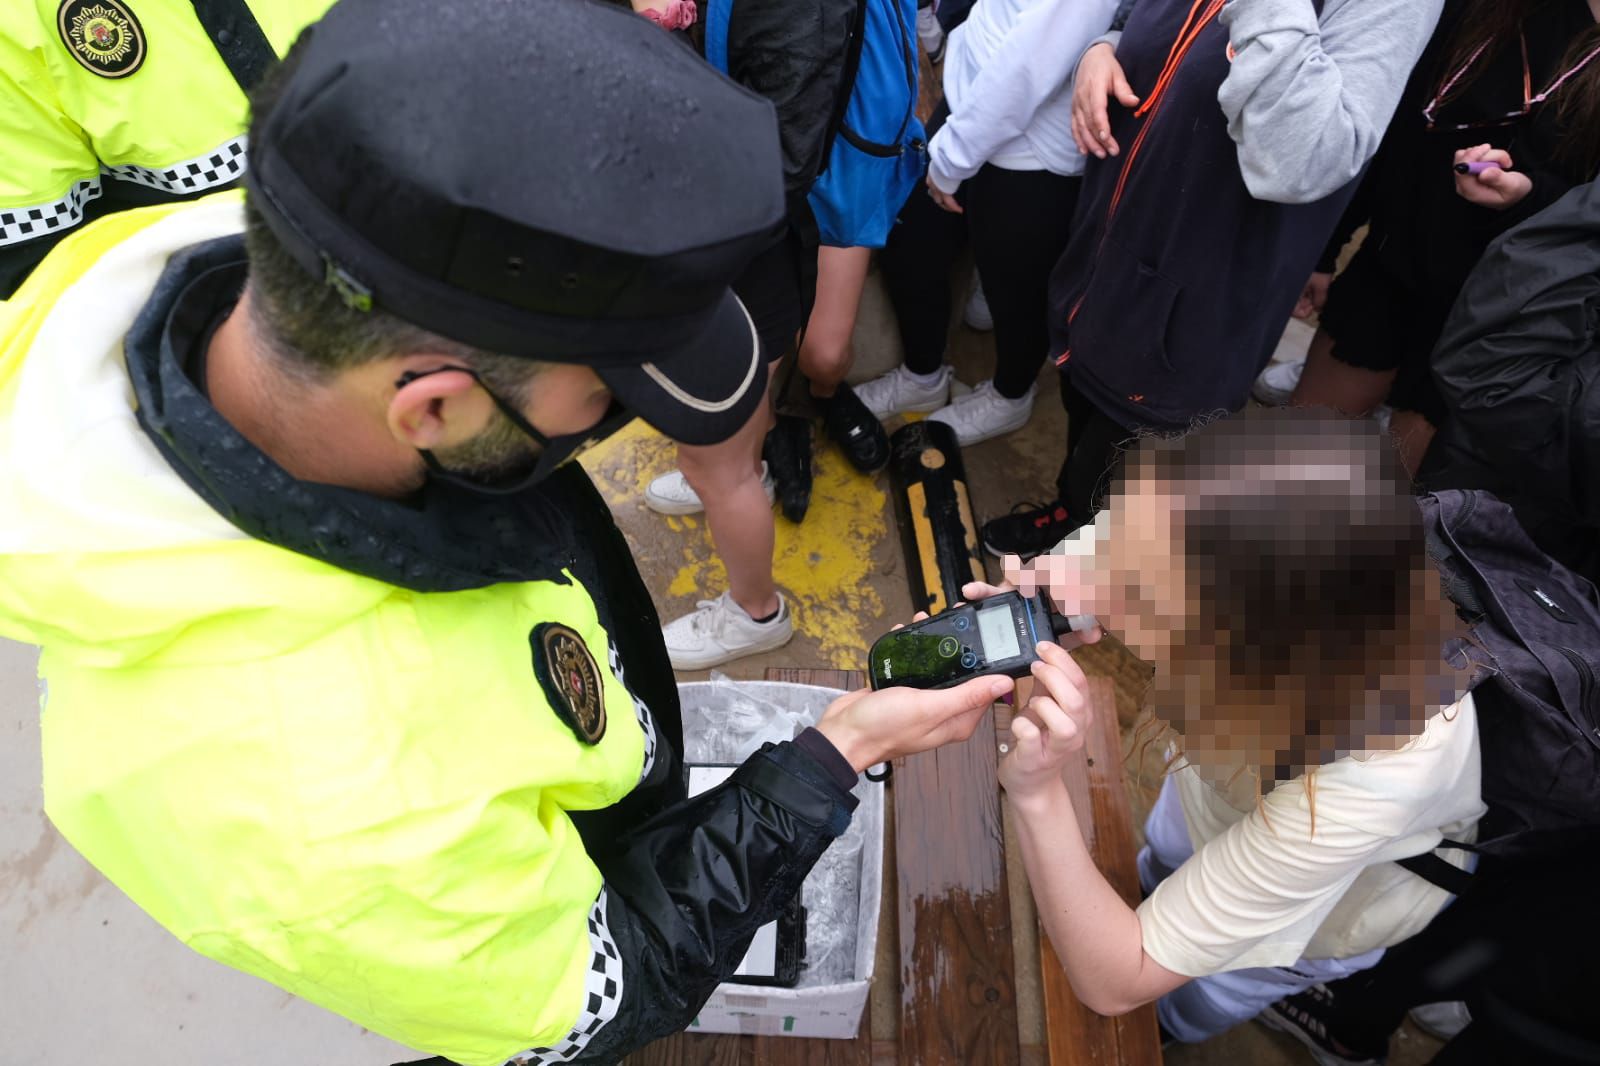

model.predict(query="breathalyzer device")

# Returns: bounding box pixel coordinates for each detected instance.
[867,591,1088,691]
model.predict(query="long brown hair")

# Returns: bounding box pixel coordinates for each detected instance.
[1118,411,1468,799]
[1434,0,1600,176]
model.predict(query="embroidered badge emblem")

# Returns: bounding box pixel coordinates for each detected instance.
[532,623,607,745]
[58,0,147,78]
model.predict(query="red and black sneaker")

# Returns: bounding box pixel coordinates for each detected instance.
[981,500,1078,559]
[1258,984,1390,1066]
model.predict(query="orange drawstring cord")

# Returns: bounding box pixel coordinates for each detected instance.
[1055,0,1228,368]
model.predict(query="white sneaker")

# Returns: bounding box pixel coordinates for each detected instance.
[644,462,774,516]
[855,364,952,420]
[928,380,1034,446]
[1253,358,1304,406]
[964,283,993,331]
[1408,1001,1470,1041]
[662,591,794,670]
[916,5,945,63]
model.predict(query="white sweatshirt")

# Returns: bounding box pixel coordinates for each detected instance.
[926,0,1120,194]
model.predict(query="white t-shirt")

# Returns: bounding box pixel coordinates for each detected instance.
[1044,520,1486,976]
[1139,697,1483,976]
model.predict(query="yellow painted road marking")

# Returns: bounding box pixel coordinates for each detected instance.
[581,418,890,668]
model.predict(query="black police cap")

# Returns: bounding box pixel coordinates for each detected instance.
[247,0,786,446]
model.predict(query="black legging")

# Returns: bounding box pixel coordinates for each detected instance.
[879,162,1080,400]
[1055,372,1133,521]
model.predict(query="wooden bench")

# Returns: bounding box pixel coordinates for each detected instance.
[626,671,1160,1066]
[1025,678,1163,1066]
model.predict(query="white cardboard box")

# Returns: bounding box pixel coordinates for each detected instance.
[678,681,884,1040]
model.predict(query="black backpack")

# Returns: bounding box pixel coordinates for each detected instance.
[1399,490,1600,892]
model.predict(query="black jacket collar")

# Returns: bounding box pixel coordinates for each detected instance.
[124,236,581,593]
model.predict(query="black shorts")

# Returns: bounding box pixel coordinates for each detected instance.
[1319,244,1455,424]
[731,220,815,365]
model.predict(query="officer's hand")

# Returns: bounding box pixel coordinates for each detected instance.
[817,674,1013,772]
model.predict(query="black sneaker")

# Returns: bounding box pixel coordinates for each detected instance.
[1258,985,1389,1066]
[764,414,814,524]
[819,384,889,474]
[980,500,1077,559]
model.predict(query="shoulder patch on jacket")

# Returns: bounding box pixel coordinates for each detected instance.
[532,623,607,745]
[58,0,146,79]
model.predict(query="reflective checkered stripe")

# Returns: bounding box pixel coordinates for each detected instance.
[0,135,249,248]
[103,135,249,196]
[0,178,103,247]
[607,640,659,783]
[506,890,625,1064]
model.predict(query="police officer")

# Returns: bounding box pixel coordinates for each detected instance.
[0,0,332,296]
[0,2,1012,1063]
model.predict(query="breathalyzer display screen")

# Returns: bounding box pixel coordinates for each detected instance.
[977,603,1020,661]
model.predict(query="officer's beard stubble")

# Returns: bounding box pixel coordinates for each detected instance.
[430,406,542,486]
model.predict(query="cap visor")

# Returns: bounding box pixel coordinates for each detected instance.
[596,290,768,447]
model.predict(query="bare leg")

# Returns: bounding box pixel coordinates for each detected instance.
[1388,409,1436,479]
[1290,328,1396,417]
[677,373,780,620]
[799,246,872,398]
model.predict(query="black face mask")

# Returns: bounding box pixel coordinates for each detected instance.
[394,365,631,495]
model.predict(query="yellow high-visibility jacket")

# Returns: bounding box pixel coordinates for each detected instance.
[0,195,657,1066]
[0,0,333,294]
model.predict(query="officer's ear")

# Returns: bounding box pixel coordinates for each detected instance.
[385,361,495,450]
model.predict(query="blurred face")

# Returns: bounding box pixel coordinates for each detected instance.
[1101,472,1294,776]
[1102,476,1190,666]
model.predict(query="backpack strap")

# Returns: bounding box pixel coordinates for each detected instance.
[1419,492,1488,623]
[836,0,919,158]
[704,0,732,73]
[1396,843,1478,897]
[818,0,869,172]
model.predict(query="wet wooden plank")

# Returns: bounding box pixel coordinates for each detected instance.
[895,704,1021,1065]
[1037,678,1162,1066]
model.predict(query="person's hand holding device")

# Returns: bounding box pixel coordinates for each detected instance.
[816,670,1014,773]
[1000,641,1096,806]
[1071,42,1140,159]
[951,580,1099,800]
[1453,145,1532,210]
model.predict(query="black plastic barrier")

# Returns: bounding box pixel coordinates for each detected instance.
[888,420,985,616]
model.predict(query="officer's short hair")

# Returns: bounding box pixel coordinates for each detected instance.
[241,43,546,400]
